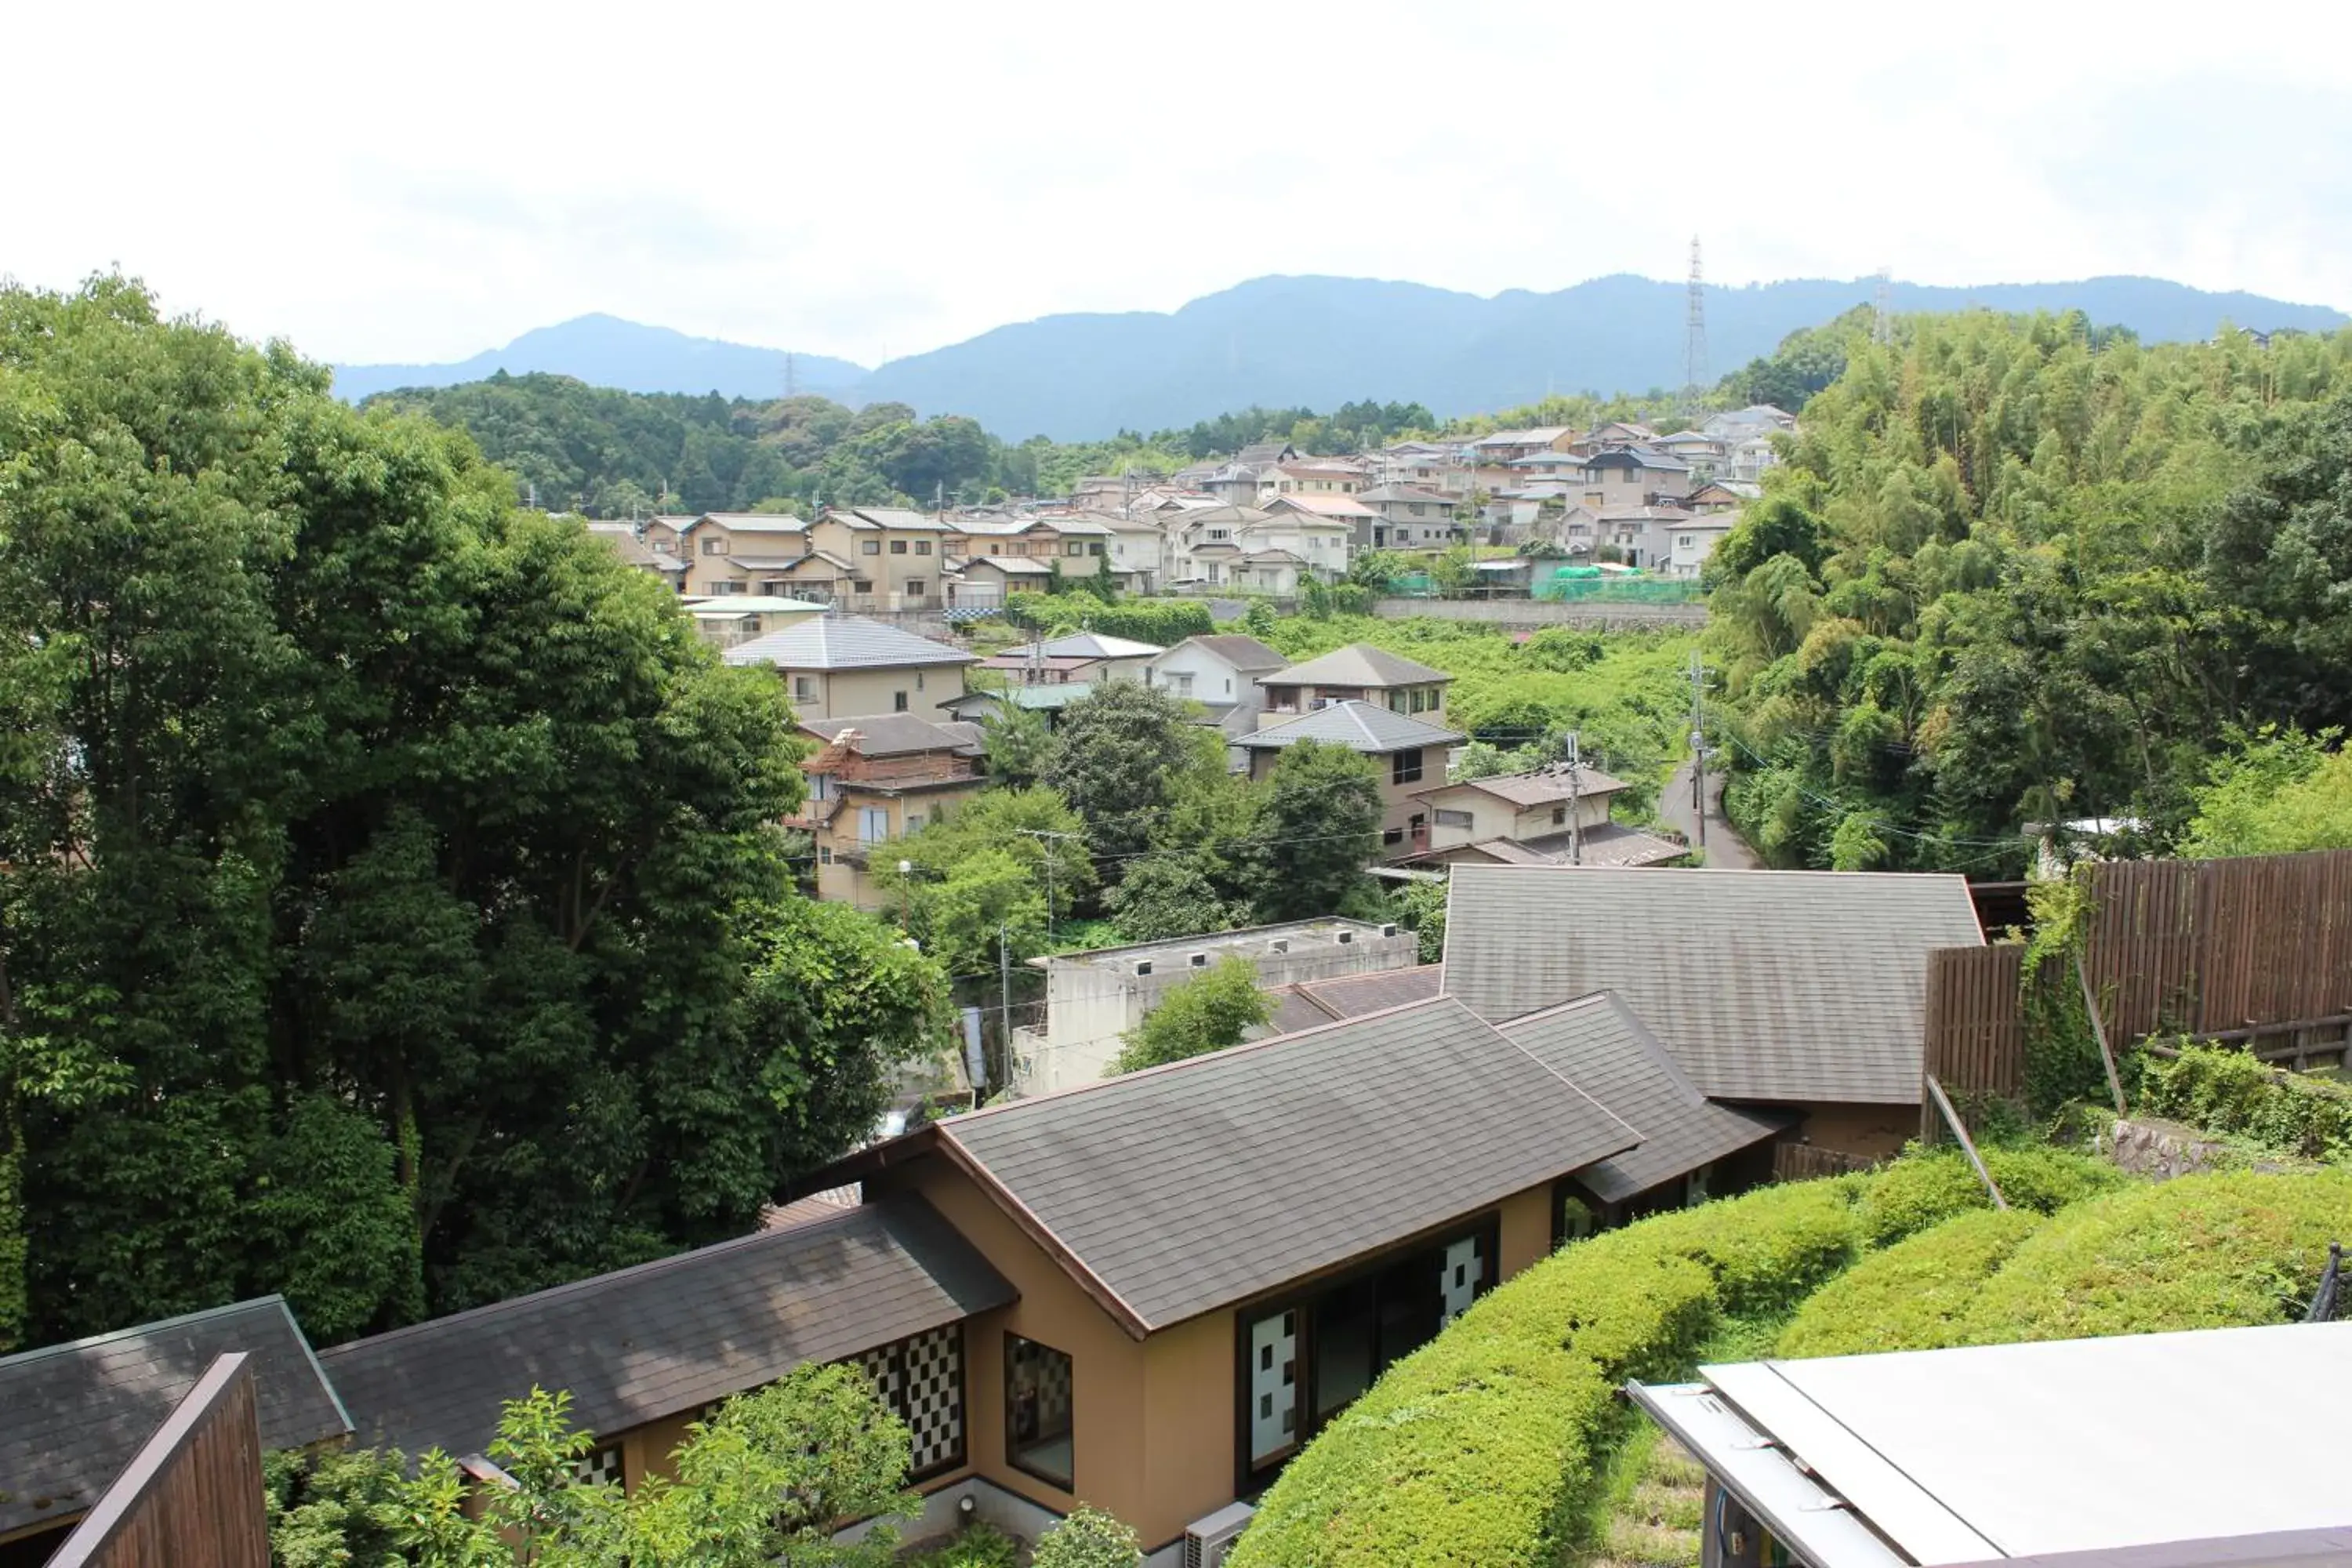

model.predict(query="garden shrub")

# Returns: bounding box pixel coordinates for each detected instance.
[1855,1145,2126,1246]
[2135,1044,2352,1161]
[1626,1178,1868,1316]
[1951,1167,2352,1344]
[1003,593,1214,647]
[1777,1209,2046,1359]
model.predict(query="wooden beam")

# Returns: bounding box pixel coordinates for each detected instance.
[2075,955,2128,1115]
[1924,1076,2008,1210]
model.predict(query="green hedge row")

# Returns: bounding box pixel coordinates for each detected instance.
[1854,1144,2127,1247]
[1001,593,1215,647]
[2135,1044,2352,1160]
[1778,1209,2047,1359]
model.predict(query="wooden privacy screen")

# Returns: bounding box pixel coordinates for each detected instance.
[47,1352,270,1568]
[1772,1142,1882,1182]
[1921,850,2352,1138]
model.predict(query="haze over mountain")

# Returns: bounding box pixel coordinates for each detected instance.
[333,274,2347,441]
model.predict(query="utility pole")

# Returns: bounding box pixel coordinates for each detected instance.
[1015,828,1080,940]
[999,921,1013,1076]
[1566,731,1583,866]
[1689,648,1708,851]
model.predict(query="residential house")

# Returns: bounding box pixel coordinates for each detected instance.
[1579,419,1659,450]
[1651,429,1726,478]
[808,507,959,612]
[1637,1321,2352,1568]
[793,714,986,909]
[1682,479,1759,514]
[936,683,1096,728]
[1163,503,1267,586]
[1597,504,1697,569]
[724,615,978,721]
[1010,917,1418,1094]
[1698,404,1796,444]
[1259,459,1364,500]
[1247,498,1359,579]
[1726,431,1784,482]
[1059,510,1167,593]
[0,1298,351,1559]
[1664,513,1740,578]
[980,632,1163,686]
[1165,504,1348,587]
[1227,548,1315,593]
[1372,442,1471,495]
[1408,764,1686,869]
[1145,633,1290,724]
[586,521,688,589]
[678,513,829,597]
[1469,426,1577,464]
[1577,446,1693,511]
[973,651,1098,685]
[1232,440,1298,470]
[1355,484,1463,549]
[642,513,698,561]
[1256,644,1451,726]
[1200,463,1265,511]
[949,554,1059,608]
[679,594,830,649]
[1234,701,1467,855]
[1260,962,1446,1036]
[1442,863,1987,1156]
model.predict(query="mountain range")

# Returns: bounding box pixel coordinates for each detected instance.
[332,274,2348,441]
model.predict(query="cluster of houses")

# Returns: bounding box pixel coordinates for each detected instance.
[583,405,1795,614]
[4,859,1994,1566]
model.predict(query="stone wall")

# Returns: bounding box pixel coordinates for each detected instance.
[2097,1117,2235,1179]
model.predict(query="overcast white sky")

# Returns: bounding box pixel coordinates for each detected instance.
[6,0,2350,368]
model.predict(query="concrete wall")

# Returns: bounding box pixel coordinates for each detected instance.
[1374,597,1708,629]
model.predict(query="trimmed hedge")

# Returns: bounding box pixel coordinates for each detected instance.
[2135,1044,2352,1161]
[1778,1209,2047,1359]
[1001,593,1215,647]
[1854,1145,2125,1247]
[1229,1180,1867,1568]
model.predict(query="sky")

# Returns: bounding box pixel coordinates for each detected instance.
[7,0,2351,370]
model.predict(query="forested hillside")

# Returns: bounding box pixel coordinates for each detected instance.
[0,281,949,1352]
[1708,312,2352,870]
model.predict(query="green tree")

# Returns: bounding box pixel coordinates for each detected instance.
[2180,731,2352,858]
[1389,877,1448,965]
[1104,854,1251,943]
[1112,956,1272,1073]
[977,691,1054,789]
[1042,684,1214,879]
[1243,741,1384,923]
[1031,1505,1144,1568]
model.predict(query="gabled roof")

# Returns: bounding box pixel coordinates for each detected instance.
[723,615,978,672]
[1164,633,1288,673]
[865,996,1639,1334]
[1497,994,1788,1203]
[0,1298,349,1538]
[687,512,809,534]
[1443,866,1984,1105]
[799,713,984,757]
[1236,549,1308,565]
[1262,493,1374,519]
[1265,964,1447,1034]
[1356,484,1459,505]
[320,1198,1011,1460]
[1584,446,1691,473]
[832,506,953,532]
[1421,764,1629,807]
[1039,632,1163,660]
[1263,643,1451,689]
[1234,699,1465,755]
[940,683,1094,713]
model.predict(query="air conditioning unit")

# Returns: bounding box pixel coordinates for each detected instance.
[1183,1502,1256,1568]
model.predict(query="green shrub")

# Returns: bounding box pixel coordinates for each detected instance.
[1032,1507,1142,1568]
[906,1523,1022,1568]
[2135,1044,2352,1160]
[1003,593,1214,647]
[1628,1178,1868,1316]
[1855,1145,2127,1246]
[1953,1168,2352,1343]
[1778,1209,2046,1359]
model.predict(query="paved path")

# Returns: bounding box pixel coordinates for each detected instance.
[1661,757,1760,870]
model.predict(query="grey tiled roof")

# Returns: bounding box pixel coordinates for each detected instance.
[0,1298,348,1538]
[1040,632,1163,659]
[1430,765,1630,807]
[319,1198,1011,1459]
[940,996,1638,1331]
[1443,866,1982,1105]
[1259,964,1446,1033]
[1233,700,1465,754]
[1459,824,1690,870]
[1177,634,1289,673]
[723,615,978,672]
[800,713,983,757]
[1262,643,1452,689]
[1497,993,1788,1203]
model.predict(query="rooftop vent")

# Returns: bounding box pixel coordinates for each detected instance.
[1336,931,1354,945]
[1135,960,1154,978]
[1269,938,1289,954]
[1381,923,1399,938]
[1190,953,1209,968]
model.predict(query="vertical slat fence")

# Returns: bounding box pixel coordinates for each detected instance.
[47,1353,269,1568]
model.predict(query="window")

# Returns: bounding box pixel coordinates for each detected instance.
[573,1442,624,1487]
[1552,1179,1595,1248]
[810,773,832,801]
[852,579,873,593]
[893,691,909,713]
[906,579,926,597]
[1552,805,1567,826]
[1392,749,1423,786]
[916,540,933,555]
[715,579,748,595]
[1679,535,1695,549]
[1434,808,1473,828]
[1006,1335,1074,1489]
[1065,543,1085,557]
[702,536,728,555]
[1170,672,1194,696]
[1409,503,1425,517]
[862,540,883,556]
[891,539,909,554]
[794,675,816,701]
[1088,542,1105,556]
[1245,1308,1300,1466]
[1209,528,1230,542]
[906,811,925,833]
[859,807,889,843]
[818,844,833,865]
[1381,826,1405,847]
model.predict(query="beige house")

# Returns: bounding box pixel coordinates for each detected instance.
[1234,699,1466,855]
[1256,643,1450,727]
[677,513,823,597]
[1354,485,1462,549]
[793,713,986,909]
[679,594,829,648]
[1258,460,1364,499]
[1404,765,1687,870]
[585,521,690,589]
[1575,447,1693,512]
[724,614,978,721]
[807,507,957,612]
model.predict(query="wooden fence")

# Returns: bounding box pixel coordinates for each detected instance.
[1922,850,2352,1137]
[1773,1142,1882,1182]
[49,1352,270,1568]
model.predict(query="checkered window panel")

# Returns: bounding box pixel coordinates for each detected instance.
[572,1442,624,1487]
[852,1324,966,1475]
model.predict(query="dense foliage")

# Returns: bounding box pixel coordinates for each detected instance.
[1029,1505,1145,1568]
[0,281,949,1348]
[1112,956,1273,1073]
[2177,728,2352,858]
[2132,1044,2352,1161]
[1852,1144,2125,1246]
[1003,593,1215,647]
[1708,313,2352,869]
[1776,1208,2048,1358]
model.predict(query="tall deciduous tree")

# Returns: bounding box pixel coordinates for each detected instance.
[1243,741,1385,923]
[1112,956,1272,1073]
[1042,683,1219,880]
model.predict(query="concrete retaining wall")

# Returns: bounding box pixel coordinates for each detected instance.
[1373,597,1708,630]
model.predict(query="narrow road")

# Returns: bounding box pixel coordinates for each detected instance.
[1661,757,1760,870]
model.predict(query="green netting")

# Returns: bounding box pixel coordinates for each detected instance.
[1530,571,1703,604]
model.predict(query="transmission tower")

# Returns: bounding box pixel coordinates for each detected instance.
[1682,236,1708,410]
[1872,267,1893,344]
[784,350,799,398]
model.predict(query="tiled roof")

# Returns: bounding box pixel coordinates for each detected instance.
[941,683,1094,713]
[1585,446,1691,473]
[1426,764,1630,807]
[0,1298,349,1539]
[1262,643,1452,689]
[799,713,984,757]
[1234,700,1465,755]
[1172,634,1288,673]
[1497,994,1788,1203]
[1040,632,1163,659]
[320,1199,1011,1459]
[691,512,809,533]
[1273,964,1447,1026]
[835,507,953,532]
[1443,866,1984,1105]
[1356,485,1458,505]
[937,996,1638,1331]
[723,615,977,672]
[1264,493,1375,519]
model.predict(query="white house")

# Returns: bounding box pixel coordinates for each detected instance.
[1664,514,1740,578]
[1145,633,1289,729]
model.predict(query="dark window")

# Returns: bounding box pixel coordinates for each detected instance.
[916,540,934,555]
[891,539,909,554]
[862,540,883,556]
[793,675,816,701]
[1089,542,1105,556]
[1552,805,1567,826]
[1381,826,1404,847]
[893,691,909,713]
[1006,1334,1074,1489]
[906,580,926,597]
[1392,750,1423,786]
[852,579,873,593]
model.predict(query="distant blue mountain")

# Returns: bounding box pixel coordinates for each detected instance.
[331,314,868,404]
[336,276,2347,439]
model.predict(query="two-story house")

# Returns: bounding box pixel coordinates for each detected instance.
[1235,700,1465,856]
[1663,513,1740,579]
[808,508,958,612]
[1406,764,1685,869]
[1258,460,1365,502]
[586,521,691,590]
[1352,485,1462,550]
[1144,633,1289,753]
[679,513,830,597]
[1163,504,1268,586]
[1597,504,1699,570]
[1247,497,1360,579]
[1576,447,1693,511]
[979,632,1163,686]
[724,614,978,720]
[793,713,986,909]
[1255,644,1450,727]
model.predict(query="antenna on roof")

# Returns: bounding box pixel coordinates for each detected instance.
[1682,237,1708,416]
